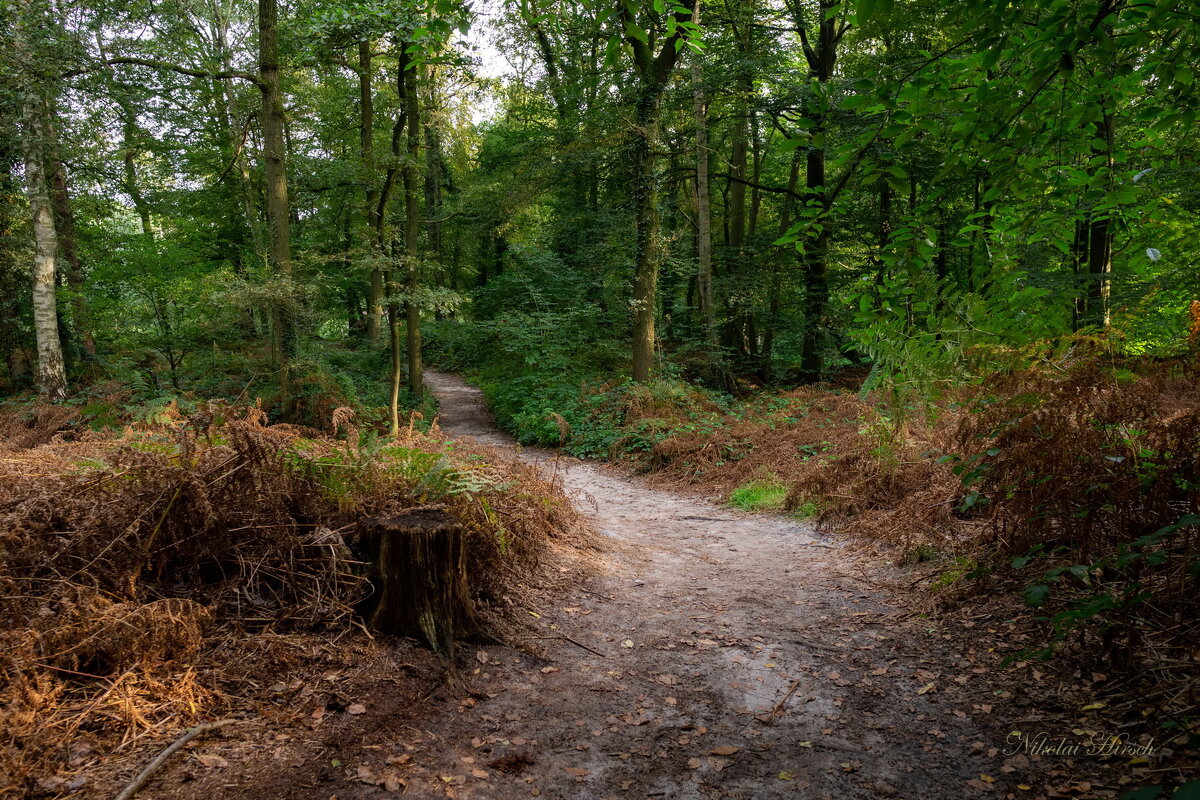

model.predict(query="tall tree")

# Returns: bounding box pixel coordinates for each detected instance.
[45,104,95,358]
[792,0,847,381]
[619,0,697,382]
[13,0,68,400]
[690,5,716,355]
[402,59,423,399]
[258,0,295,409]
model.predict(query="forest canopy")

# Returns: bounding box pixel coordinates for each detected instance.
[2,0,1198,418]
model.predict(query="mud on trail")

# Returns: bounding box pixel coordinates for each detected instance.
[111,372,1049,800]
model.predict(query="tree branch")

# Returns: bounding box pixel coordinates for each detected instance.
[64,57,263,89]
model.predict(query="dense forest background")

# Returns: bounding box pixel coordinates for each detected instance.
[3,0,1199,418]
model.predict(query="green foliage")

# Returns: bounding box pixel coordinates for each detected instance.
[1011,515,1200,661]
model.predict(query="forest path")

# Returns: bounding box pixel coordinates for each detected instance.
[389,372,1014,799]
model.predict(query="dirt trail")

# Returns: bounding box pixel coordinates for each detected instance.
[391,372,1016,799]
[129,373,1028,800]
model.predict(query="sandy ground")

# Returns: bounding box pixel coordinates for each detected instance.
[99,372,1053,800]
[342,372,1025,799]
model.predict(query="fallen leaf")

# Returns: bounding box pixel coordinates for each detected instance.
[621,640,635,648]
[471,769,489,779]
[195,754,228,769]
[710,745,740,756]
[917,683,936,695]
[541,666,559,674]
[348,703,367,715]
[563,767,590,778]
[476,651,489,664]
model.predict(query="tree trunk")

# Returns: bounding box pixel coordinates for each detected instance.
[689,10,716,353]
[212,7,262,267]
[45,105,95,357]
[358,510,481,658]
[403,61,423,398]
[630,81,666,383]
[388,274,402,433]
[623,2,690,383]
[1085,111,1114,328]
[119,109,154,238]
[762,149,802,382]
[20,87,68,401]
[360,40,384,341]
[1071,216,1088,331]
[727,100,747,252]
[259,0,294,410]
[796,0,838,382]
[748,112,763,238]
[424,74,444,268]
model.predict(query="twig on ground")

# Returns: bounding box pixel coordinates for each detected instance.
[529,633,608,658]
[114,719,240,800]
[762,679,804,723]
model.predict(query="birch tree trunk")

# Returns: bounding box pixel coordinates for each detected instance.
[20,88,68,401]
[45,104,95,358]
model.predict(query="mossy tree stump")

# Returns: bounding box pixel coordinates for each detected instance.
[358,509,480,657]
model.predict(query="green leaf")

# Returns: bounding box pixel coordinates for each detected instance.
[625,21,649,44]
[842,94,876,111]
[1024,584,1050,608]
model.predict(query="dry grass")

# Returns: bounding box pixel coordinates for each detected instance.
[644,387,972,557]
[0,401,589,794]
[629,352,1200,720]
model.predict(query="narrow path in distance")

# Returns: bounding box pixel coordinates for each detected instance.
[387,371,1016,799]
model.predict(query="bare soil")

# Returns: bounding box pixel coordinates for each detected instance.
[85,372,1111,800]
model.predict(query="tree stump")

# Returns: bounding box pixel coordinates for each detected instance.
[358,509,480,657]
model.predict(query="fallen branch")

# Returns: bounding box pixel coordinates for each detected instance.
[758,679,804,724]
[114,719,240,800]
[529,633,608,658]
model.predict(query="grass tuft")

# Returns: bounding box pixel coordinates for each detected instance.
[728,479,788,512]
